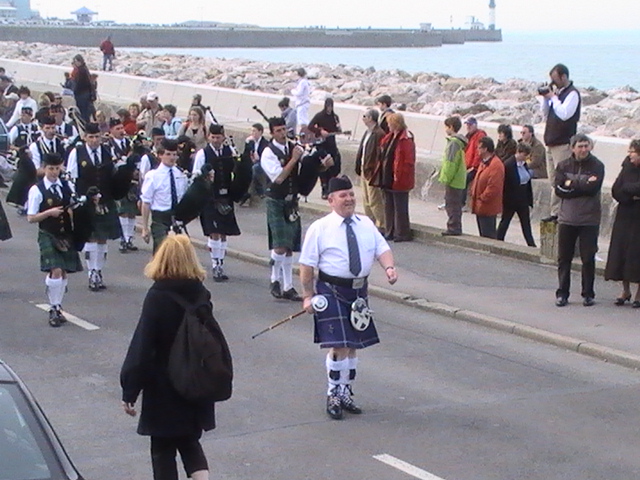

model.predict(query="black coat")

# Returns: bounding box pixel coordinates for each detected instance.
[605,157,640,282]
[502,156,533,210]
[120,278,216,437]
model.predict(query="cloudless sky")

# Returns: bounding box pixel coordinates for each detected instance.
[33,0,638,32]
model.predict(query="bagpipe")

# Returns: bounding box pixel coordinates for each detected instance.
[224,135,253,203]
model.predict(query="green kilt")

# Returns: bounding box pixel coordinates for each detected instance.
[0,200,12,241]
[266,197,301,252]
[151,210,173,253]
[117,197,140,216]
[38,230,83,273]
[91,199,123,241]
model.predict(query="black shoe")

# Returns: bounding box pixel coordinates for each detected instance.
[339,387,362,414]
[583,297,595,307]
[126,239,138,251]
[48,308,63,327]
[97,271,107,290]
[555,296,568,307]
[213,266,229,282]
[119,239,128,253]
[615,294,631,306]
[89,270,100,292]
[281,287,302,301]
[326,392,343,420]
[55,306,67,324]
[270,281,283,299]
[633,301,640,309]
[542,215,558,223]
[441,231,462,237]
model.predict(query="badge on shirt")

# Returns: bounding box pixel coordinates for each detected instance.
[81,161,87,167]
[47,198,53,206]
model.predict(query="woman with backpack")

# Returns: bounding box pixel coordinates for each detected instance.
[120,234,216,480]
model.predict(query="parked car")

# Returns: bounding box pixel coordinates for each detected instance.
[0,359,84,479]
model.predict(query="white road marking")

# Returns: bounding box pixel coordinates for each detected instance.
[35,304,100,331]
[373,454,447,480]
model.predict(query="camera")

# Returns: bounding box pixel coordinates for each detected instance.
[537,85,551,96]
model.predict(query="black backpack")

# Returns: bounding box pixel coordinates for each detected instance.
[166,292,233,402]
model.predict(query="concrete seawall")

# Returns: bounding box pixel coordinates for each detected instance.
[0,58,621,237]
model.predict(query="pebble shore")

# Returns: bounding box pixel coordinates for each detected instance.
[2,41,639,138]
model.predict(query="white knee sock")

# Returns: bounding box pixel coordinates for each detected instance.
[119,217,127,239]
[96,244,107,271]
[60,277,68,306]
[271,251,286,283]
[208,238,220,267]
[84,242,98,275]
[45,276,64,307]
[326,354,349,395]
[220,240,227,263]
[343,357,358,393]
[282,255,293,291]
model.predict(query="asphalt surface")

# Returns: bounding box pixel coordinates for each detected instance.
[2,209,640,479]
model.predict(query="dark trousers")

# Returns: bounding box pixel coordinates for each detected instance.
[74,91,95,124]
[384,190,411,240]
[444,186,464,234]
[476,215,497,239]
[556,224,599,300]
[497,205,536,247]
[462,169,476,206]
[150,435,208,480]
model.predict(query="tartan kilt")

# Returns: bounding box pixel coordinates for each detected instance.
[117,197,140,216]
[313,280,379,349]
[151,210,173,253]
[90,199,122,241]
[199,198,241,236]
[38,230,83,273]
[0,200,12,241]
[266,197,301,251]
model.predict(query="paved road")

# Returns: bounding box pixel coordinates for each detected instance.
[2,211,640,479]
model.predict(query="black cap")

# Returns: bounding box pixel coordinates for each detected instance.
[109,118,122,128]
[160,138,178,151]
[43,153,64,166]
[85,122,100,135]
[327,175,353,194]
[40,116,56,126]
[21,106,33,114]
[208,124,224,135]
[151,127,165,137]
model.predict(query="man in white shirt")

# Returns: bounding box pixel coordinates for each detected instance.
[138,127,165,180]
[26,153,82,327]
[8,106,39,148]
[140,139,188,253]
[291,67,310,135]
[299,175,398,420]
[50,104,78,143]
[28,116,65,172]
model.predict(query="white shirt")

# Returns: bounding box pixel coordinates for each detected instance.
[66,144,103,180]
[260,141,288,182]
[26,177,73,216]
[291,78,310,106]
[6,97,38,128]
[539,88,580,121]
[29,137,58,170]
[299,211,390,278]
[9,122,37,145]
[192,144,225,176]
[55,122,78,140]
[140,163,188,211]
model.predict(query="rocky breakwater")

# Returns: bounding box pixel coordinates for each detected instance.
[2,41,640,138]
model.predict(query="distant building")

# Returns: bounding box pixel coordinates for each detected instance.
[488,0,496,30]
[0,0,35,20]
[464,16,485,30]
[0,2,17,19]
[71,6,97,24]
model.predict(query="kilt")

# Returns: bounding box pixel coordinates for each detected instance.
[151,210,173,253]
[90,199,122,241]
[38,230,83,273]
[0,200,12,241]
[199,198,240,236]
[266,197,301,251]
[313,280,379,349]
[117,197,140,216]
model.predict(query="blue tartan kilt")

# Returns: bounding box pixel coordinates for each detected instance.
[313,280,380,349]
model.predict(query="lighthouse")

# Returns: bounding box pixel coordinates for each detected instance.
[488,0,496,30]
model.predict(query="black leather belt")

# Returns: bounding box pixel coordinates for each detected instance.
[319,271,368,289]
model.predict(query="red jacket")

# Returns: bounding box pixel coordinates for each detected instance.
[100,40,115,55]
[379,129,416,192]
[465,129,487,170]
[471,155,505,216]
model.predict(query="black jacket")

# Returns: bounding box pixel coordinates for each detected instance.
[554,153,604,226]
[120,278,216,437]
[502,156,533,210]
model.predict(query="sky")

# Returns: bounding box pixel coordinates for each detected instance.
[33,0,638,32]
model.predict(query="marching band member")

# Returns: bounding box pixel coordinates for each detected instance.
[29,116,66,171]
[8,106,39,148]
[299,175,398,420]
[139,127,165,179]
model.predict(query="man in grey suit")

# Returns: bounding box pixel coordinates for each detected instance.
[355,109,386,233]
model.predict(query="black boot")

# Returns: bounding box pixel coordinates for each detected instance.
[326,387,343,420]
[339,385,362,414]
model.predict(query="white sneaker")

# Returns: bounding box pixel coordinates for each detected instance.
[437,203,446,210]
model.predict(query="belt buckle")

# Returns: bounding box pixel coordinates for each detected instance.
[352,277,365,289]
[219,188,228,195]
[285,194,294,202]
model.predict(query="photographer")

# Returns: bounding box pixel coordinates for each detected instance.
[539,63,581,222]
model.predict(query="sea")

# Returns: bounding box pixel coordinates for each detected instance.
[122,30,640,92]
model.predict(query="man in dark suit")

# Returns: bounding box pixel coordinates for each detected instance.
[355,109,386,233]
[240,123,269,206]
[496,142,536,247]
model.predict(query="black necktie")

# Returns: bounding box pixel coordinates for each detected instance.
[50,184,61,199]
[344,217,361,277]
[169,168,178,210]
[92,149,100,166]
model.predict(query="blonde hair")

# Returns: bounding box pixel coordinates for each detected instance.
[144,234,206,281]
[387,112,407,132]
